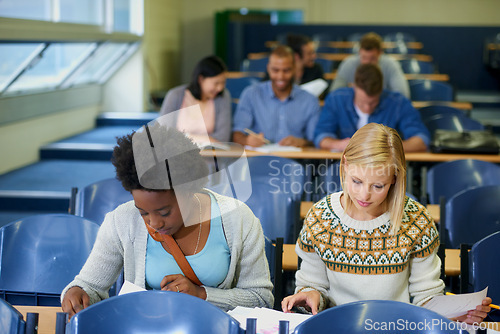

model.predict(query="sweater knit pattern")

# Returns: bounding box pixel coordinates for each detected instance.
[298,194,439,275]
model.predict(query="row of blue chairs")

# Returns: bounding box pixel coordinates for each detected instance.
[0,290,461,333]
[239,57,436,76]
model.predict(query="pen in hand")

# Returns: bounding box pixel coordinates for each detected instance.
[244,128,271,145]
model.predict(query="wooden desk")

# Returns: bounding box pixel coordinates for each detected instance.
[14,305,62,334]
[201,147,500,163]
[324,72,450,82]
[264,41,425,50]
[283,244,461,277]
[247,52,433,62]
[412,101,473,110]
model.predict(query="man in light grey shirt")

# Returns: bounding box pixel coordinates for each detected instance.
[331,32,410,98]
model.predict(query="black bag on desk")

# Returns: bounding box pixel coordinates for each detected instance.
[430,130,500,154]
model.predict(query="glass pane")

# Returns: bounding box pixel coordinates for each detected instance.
[6,43,95,93]
[70,42,129,85]
[114,0,130,32]
[0,43,44,91]
[59,0,103,25]
[0,0,51,20]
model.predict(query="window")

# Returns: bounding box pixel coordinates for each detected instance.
[5,43,96,93]
[0,0,51,21]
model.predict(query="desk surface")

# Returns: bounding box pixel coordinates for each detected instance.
[201,147,500,163]
[14,305,62,334]
[283,244,460,277]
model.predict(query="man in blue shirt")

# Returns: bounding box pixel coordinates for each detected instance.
[233,45,320,148]
[315,63,429,152]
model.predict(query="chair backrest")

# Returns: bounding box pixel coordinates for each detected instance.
[247,156,306,201]
[471,231,500,303]
[426,159,500,204]
[409,80,454,101]
[264,236,283,310]
[423,114,484,135]
[0,214,99,306]
[244,180,300,244]
[66,290,243,334]
[315,57,335,73]
[399,59,435,74]
[444,185,500,248]
[384,32,417,43]
[315,161,342,201]
[293,300,461,333]
[75,177,133,225]
[0,298,25,334]
[225,76,261,99]
[240,57,268,72]
[418,105,467,122]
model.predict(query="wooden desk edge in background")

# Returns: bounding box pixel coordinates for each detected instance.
[14,305,62,334]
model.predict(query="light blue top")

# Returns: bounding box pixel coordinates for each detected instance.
[233,81,321,143]
[145,192,230,288]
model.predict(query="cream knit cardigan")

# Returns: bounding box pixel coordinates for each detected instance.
[61,190,274,311]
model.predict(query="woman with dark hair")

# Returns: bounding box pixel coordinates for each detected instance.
[61,123,273,317]
[159,55,231,143]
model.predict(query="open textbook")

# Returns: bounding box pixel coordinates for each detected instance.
[300,79,329,97]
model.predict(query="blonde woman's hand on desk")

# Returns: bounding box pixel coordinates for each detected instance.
[451,296,492,325]
[61,286,90,318]
[282,290,321,315]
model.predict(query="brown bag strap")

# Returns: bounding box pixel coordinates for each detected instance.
[162,234,203,286]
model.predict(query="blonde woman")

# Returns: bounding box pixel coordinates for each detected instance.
[282,123,491,325]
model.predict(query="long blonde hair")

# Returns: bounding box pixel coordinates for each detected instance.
[339,123,407,233]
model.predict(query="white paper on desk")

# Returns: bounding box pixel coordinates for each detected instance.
[422,287,488,318]
[245,144,302,153]
[300,79,328,97]
[118,280,146,296]
[228,306,311,334]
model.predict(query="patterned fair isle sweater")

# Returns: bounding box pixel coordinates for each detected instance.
[295,191,445,310]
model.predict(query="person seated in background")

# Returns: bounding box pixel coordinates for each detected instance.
[282,123,492,325]
[331,32,410,98]
[233,45,320,148]
[314,63,429,152]
[264,34,324,85]
[61,122,273,317]
[159,55,232,143]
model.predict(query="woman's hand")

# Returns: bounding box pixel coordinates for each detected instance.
[281,290,321,315]
[452,297,492,325]
[61,286,90,318]
[161,274,207,300]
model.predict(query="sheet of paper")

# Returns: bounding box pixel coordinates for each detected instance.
[227,306,311,334]
[300,79,329,97]
[422,288,488,318]
[245,144,302,153]
[118,280,146,296]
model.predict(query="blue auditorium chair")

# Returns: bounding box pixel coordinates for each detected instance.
[426,159,500,204]
[0,298,26,334]
[247,155,306,202]
[0,214,99,306]
[244,180,300,244]
[399,59,435,74]
[264,236,283,310]
[240,57,268,72]
[66,290,243,334]
[409,80,454,101]
[383,32,417,43]
[423,114,484,135]
[315,57,335,73]
[225,75,261,99]
[443,185,500,248]
[418,105,467,122]
[73,177,133,226]
[460,231,500,321]
[293,300,461,334]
